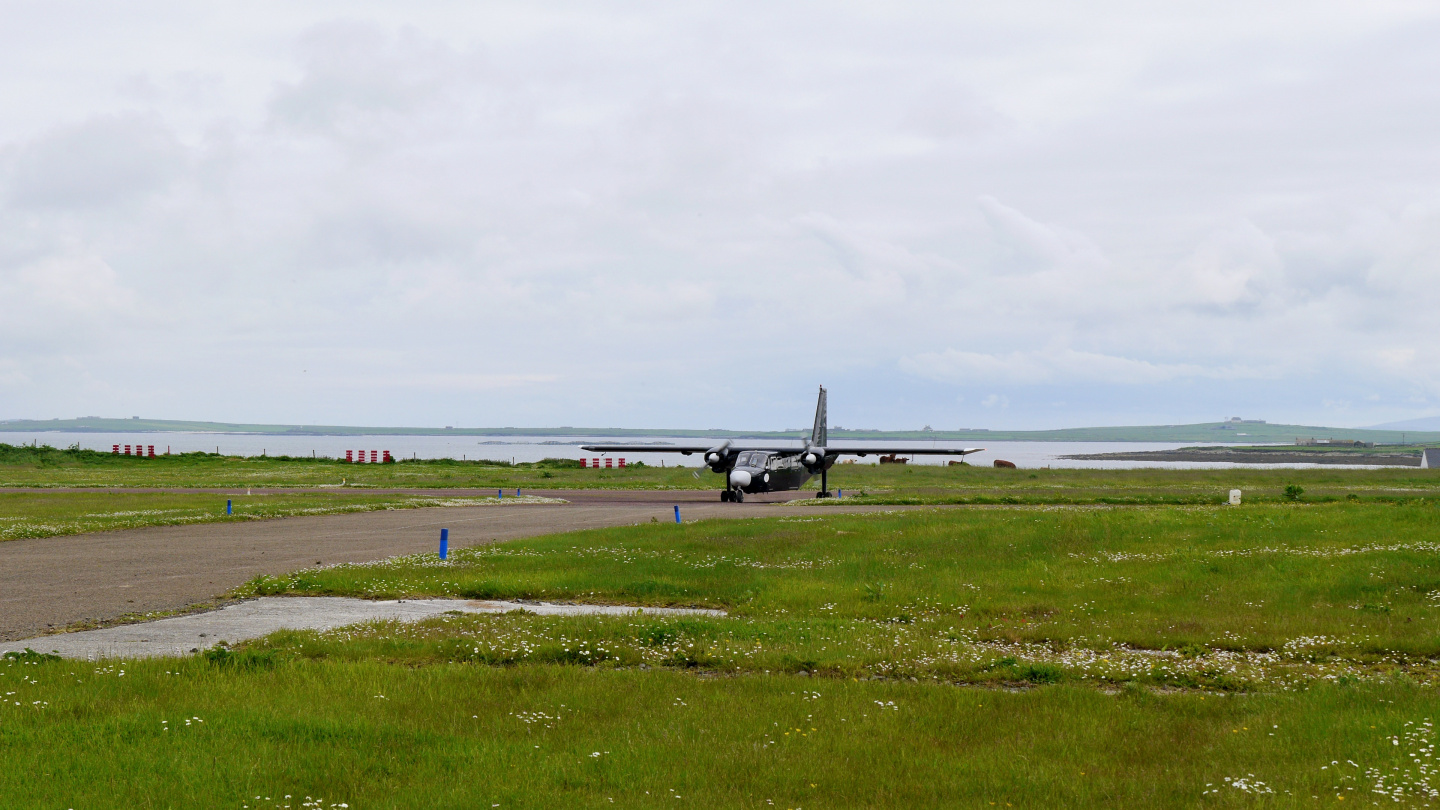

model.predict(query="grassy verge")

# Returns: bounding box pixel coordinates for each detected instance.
[0,491,559,541]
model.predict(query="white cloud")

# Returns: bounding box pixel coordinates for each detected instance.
[302,372,562,392]
[0,3,1438,427]
[1179,220,1285,308]
[977,196,1110,277]
[3,113,185,208]
[0,359,29,387]
[901,346,1260,386]
[11,254,137,314]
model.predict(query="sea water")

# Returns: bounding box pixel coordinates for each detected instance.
[0,432,1376,470]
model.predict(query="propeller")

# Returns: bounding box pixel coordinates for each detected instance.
[801,442,828,473]
[704,439,733,472]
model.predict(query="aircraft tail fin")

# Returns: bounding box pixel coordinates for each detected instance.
[810,386,827,447]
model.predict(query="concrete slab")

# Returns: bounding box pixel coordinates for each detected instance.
[0,597,725,660]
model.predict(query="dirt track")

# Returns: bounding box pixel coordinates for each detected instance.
[0,489,898,642]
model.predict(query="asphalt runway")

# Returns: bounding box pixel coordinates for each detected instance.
[0,489,900,642]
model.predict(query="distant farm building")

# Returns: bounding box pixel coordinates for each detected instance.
[1295,438,1375,448]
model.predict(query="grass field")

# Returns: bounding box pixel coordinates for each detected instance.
[236,504,1440,689]
[0,491,556,541]
[7,502,1440,806]
[3,660,1437,807]
[6,443,1440,505]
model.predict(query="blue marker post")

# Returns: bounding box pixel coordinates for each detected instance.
[838,488,843,499]
[674,505,681,524]
[226,499,232,515]
[516,488,521,497]
[497,488,503,499]
[439,528,449,560]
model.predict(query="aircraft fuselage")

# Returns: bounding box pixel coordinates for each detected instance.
[709,449,828,501]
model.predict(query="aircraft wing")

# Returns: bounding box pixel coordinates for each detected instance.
[579,444,718,455]
[824,446,986,457]
[579,443,985,457]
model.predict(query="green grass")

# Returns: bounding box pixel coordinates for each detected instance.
[12,492,1440,804]
[6,443,1440,506]
[0,443,716,490]
[0,491,555,541]
[235,504,1440,690]
[3,657,1438,807]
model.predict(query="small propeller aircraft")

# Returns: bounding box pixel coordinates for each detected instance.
[581,386,984,502]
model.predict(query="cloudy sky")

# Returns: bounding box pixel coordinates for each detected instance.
[3,1,1439,431]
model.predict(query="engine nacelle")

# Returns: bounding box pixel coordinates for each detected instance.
[802,447,828,471]
[704,440,732,470]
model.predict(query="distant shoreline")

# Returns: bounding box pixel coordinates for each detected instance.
[3,418,1440,445]
[1063,447,1425,466]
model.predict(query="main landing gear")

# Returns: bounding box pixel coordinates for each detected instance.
[721,488,745,503]
[815,467,832,498]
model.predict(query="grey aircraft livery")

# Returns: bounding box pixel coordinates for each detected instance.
[581,387,984,502]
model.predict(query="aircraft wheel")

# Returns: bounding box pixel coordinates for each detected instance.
[720,490,731,502]
[733,489,744,503]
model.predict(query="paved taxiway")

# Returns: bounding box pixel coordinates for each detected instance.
[0,489,905,642]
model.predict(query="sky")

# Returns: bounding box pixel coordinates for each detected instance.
[3,1,1440,431]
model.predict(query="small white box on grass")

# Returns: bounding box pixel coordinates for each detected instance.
[1229,489,1242,505]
